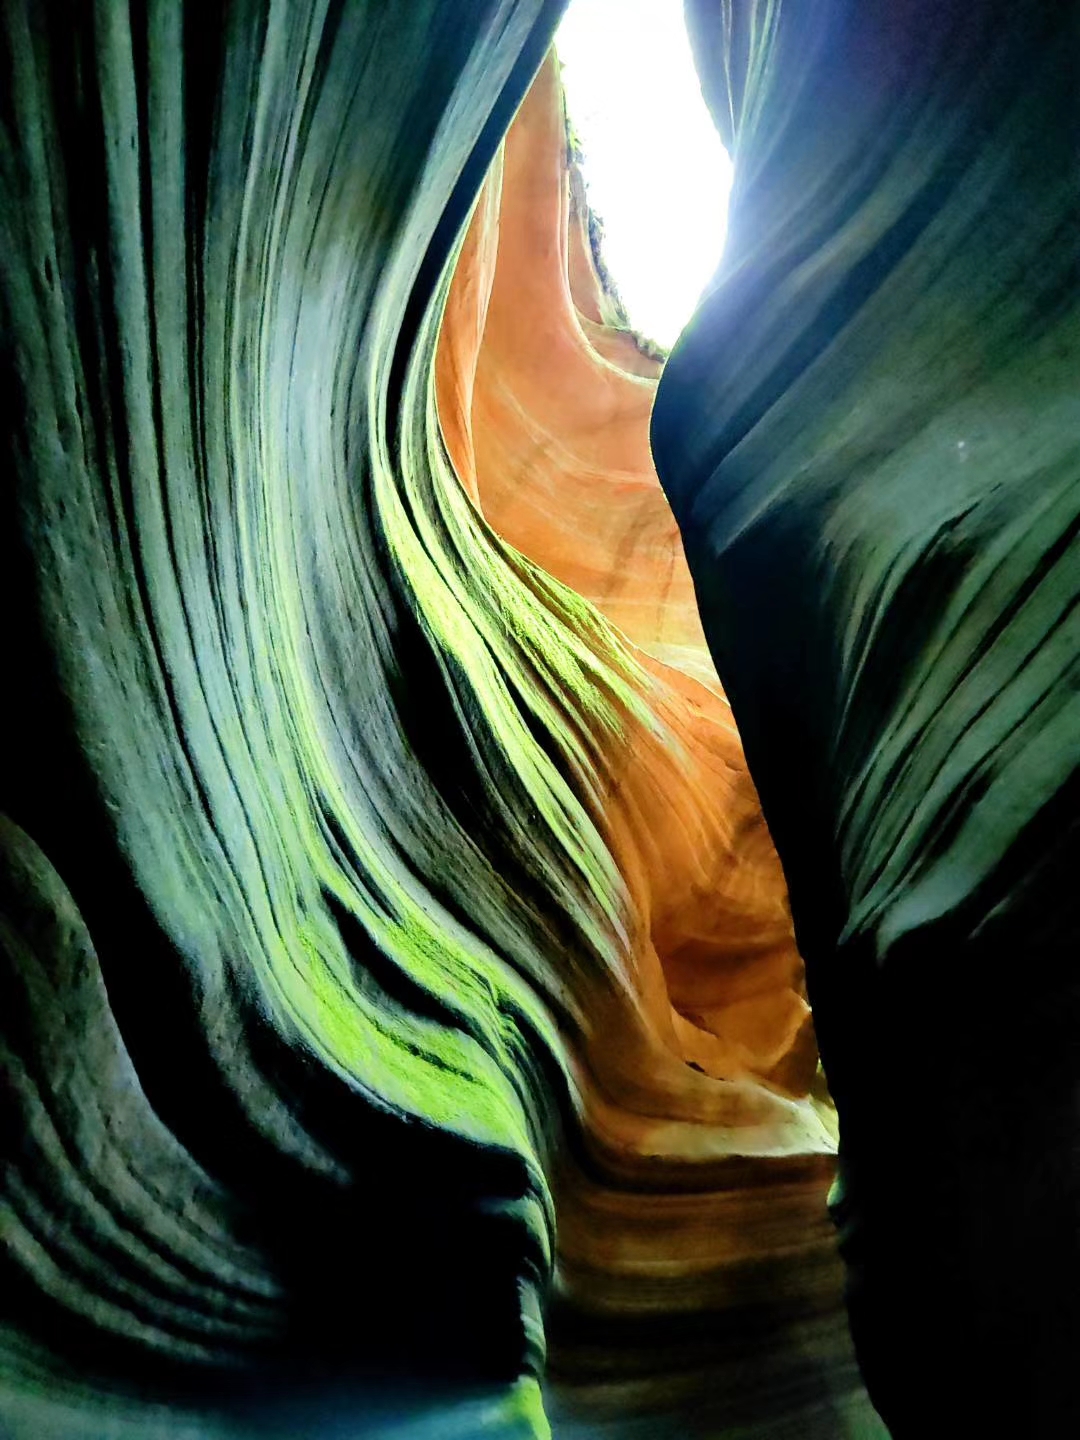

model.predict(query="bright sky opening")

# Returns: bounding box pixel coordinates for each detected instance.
[555,0,733,353]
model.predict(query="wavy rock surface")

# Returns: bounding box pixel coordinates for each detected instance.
[653,1,1080,1434]
[1,3,572,1428]
[436,54,875,1433]
[440,54,824,1106]
[4,0,1072,1435]
[0,1,858,1432]
[0,2,855,1431]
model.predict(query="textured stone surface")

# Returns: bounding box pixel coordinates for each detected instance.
[653,1,1080,1433]
[0,1,859,1430]
[3,0,1073,1434]
[435,66,876,1436]
[1,1,571,1420]
[439,54,824,1106]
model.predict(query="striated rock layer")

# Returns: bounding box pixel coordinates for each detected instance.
[653,1,1080,1434]
[3,0,1074,1435]
[0,3,856,1433]
[436,52,867,1432]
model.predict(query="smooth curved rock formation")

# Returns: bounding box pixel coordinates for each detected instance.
[1,0,570,1418]
[653,1,1080,1433]
[2,0,1075,1435]
[437,54,866,1431]
[439,53,822,1104]
[1,4,848,1432]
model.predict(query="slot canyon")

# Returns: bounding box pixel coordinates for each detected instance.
[1,2,1077,1436]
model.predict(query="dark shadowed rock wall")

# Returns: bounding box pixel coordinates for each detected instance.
[654,1,1080,1433]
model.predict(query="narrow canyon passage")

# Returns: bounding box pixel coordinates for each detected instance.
[436,51,861,1429]
[1,2,1077,1437]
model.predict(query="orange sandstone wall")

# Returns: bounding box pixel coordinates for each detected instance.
[435,63,860,1422]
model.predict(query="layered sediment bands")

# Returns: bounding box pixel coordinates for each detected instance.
[435,55,872,1431]
[653,1,1080,1433]
[2,0,579,1421]
[0,1,940,1437]
[439,55,821,1102]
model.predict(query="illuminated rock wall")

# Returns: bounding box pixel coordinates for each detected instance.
[1,0,1074,1436]
[437,52,865,1433]
[0,4,849,1432]
[1,4,572,1424]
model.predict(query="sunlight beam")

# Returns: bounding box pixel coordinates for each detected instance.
[556,0,733,352]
